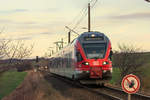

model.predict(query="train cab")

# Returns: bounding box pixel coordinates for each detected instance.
[74,31,112,83]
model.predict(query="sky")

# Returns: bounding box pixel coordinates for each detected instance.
[0,0,150,58]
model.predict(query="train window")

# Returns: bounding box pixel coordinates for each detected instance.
[76,52,83,62]
[83,43,106,59]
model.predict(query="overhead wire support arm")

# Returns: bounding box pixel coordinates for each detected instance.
[65,26,79,36]
[54,39,64,51]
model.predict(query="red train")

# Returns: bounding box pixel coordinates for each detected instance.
[49,31,113,84]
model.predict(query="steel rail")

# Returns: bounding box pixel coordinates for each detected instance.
[48,73,122,100]
[104,86,150,100]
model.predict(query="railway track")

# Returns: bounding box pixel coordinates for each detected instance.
[78,85,122,100]
[45,73,122,100]
[103,85,150,100]
[44,72,150,100]
[38,69,150,100]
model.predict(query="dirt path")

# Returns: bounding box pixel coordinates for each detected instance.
[2,71,108,100]
[3,71,37,100]
[2,71,55,100]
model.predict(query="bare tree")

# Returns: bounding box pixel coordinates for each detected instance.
[14,41,33,59]
[0,40,33,61]
[113,44,145,79]
[0,40,11,59]
[3,40,33,63]
[0,39,34,72]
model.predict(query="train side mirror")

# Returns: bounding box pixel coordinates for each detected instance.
[109,50,113,60]
[110,50,113,56]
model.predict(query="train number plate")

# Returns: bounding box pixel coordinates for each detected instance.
[93,61,99,65]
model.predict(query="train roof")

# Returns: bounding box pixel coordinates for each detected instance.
[80,31,105,35]
[77,31,109,43]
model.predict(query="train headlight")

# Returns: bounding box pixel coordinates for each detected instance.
[91,34,95,37]
[85,62,89,65]
[103,61,109,65]
[82,62,89,65]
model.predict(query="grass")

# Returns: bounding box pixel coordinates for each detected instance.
[110,68,121,85]
[0,70,27,100]
[139,55,150,90]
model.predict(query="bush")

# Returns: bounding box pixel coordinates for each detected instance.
[16,62,33,72]
[112,44,145,81]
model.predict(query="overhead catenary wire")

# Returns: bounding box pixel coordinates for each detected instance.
[65,0,98,32]
[72,7,88,30]
[90,0,98,8]
[71,0,98,31]
[67,4,88,27]
[60,0,98,47]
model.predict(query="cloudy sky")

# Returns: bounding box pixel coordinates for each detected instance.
[0,0,150,57]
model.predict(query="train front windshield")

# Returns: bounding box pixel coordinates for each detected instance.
[83,43,106,59]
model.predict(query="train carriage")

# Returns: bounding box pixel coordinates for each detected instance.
[49,31,113,84]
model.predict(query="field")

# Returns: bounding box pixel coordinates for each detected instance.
[139,53,150,90]
[110,52,150,91]
[0,70,27,100]
[110,68,121,85]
